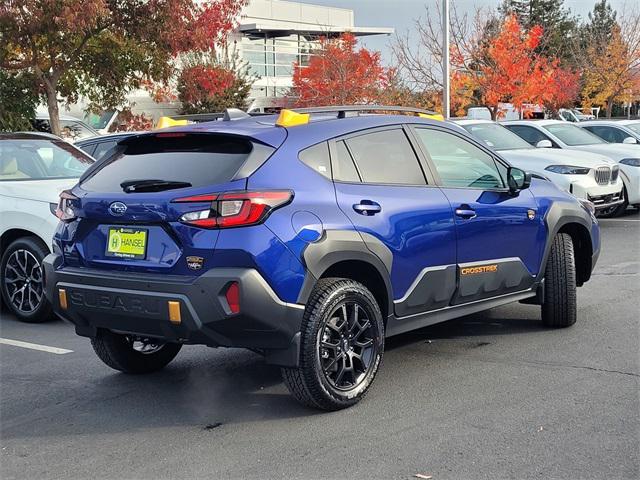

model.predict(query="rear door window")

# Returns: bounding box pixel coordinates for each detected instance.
[332,141,361,182]
[505,125,555,147]
[81,134,272,192]
[344,129,426,185]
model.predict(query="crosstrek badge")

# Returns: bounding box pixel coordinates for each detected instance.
[461,264,498,275]
[186,256,204,270]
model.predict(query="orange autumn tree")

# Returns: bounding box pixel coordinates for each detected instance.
[291,33,391,107]
[454,15,577,120]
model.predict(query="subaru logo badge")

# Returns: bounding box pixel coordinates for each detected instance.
[109,202,127,216]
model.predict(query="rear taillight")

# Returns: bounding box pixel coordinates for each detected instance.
[173,190,293,229]
[55,190,78,222]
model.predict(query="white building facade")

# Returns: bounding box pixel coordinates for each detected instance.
[235,0,393,107]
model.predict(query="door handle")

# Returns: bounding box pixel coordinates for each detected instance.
[455,205,476,219]
[353,200,382,216]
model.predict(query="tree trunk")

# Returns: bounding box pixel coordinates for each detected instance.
[44,83,61,137]
[606,99,613,119]
[490,106,498,121]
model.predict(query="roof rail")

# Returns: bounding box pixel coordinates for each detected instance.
[288,105,443,119]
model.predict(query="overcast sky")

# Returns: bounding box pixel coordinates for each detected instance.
[295,0,630,63]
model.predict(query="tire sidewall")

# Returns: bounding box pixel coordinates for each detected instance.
[0,237,52,322]
[306,283,384,405]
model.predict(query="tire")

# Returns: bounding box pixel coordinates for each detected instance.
[91,330,182,374]
[0,236,52,323]
[541,233,577,328]
[282,278,384,411]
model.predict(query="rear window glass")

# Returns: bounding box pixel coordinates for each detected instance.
[81,134,267,192]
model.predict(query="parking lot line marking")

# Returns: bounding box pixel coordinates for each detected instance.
[0,338,73,355]
[599,218,640,222]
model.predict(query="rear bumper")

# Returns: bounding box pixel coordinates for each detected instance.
[43,254,304,366]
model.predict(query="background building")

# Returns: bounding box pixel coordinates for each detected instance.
[236,0,393,107]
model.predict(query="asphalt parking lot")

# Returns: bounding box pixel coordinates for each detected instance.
[1,212,638,480]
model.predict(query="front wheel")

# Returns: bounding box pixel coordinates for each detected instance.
[0,237,52,323]
[282,278,384,411]
[541,233,577,328]
[91,330,182,374]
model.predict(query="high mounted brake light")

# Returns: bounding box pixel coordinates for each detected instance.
[55,190,78,222]
[174,190,293,229]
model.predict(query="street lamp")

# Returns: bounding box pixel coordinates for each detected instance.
[443,0,450,119]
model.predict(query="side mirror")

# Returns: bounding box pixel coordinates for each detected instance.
[507,166,531,194]
[623,137,638,144]
[536,139,553,148]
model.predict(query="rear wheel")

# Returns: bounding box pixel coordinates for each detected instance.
[91,330,182,374]
[0,237,52,323]
[282,278,384,410]
[541,233,577,328]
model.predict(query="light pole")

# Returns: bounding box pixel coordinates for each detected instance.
[443,0,450,119]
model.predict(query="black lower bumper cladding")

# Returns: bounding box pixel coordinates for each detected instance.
[43,254,304,366]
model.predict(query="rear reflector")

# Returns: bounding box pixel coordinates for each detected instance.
[58,289,68,310]
[168,301,181,324]
[225,282,240,314]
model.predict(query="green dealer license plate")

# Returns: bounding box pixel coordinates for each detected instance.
[106,227,148,259]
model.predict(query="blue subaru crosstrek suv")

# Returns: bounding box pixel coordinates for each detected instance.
[44,106,600,410]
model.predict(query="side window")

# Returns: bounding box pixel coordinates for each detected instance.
[333,141,361,182]
[92,141,118,161]
[344,129,426,185]
[588,126,624,143]
[79,143,97,157]
[415,128,505,189]
[299,142,331,179]
[506,125,553,147]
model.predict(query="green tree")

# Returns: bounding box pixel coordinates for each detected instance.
[0,0,246,136]
[583,0,617,45]
[0,70,39,132]
[177,47,256,114]
[500,0,579,63]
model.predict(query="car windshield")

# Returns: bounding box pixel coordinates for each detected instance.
[462,123,532,151]
[625,123,640,135]
[543,124,606,146]
[84,111,117,130]
[0,138,94,181]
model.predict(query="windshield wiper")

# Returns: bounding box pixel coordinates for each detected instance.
[120,179,192,193]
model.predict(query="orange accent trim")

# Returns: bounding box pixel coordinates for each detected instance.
[58,289,68,310]
[168,301,181,324]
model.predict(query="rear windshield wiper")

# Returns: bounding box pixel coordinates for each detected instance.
[120,179,192,193]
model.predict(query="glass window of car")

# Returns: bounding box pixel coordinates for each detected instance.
[461,123,532,151]
[344,129,426,185]
[92,140,119,161]
[81,134,265,192]
[414,128,505,189]
[504,125,555,147]
[0,139,94,181]
[625,123,640,135]
[332,141,361,182]
[584,126,627,143]
[79,143,97,157]
[542,123,606,146]
[299,142,331,179]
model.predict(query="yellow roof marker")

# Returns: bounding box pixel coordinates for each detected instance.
[418,113,445,121]
[276,109,310,127]
[156,116,189,130]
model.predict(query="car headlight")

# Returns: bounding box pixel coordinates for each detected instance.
[545,165,591,174]
[619,158,640,167]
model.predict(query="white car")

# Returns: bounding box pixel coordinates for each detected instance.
[455,120,624,212]
[503,120,640,216]
[579,120,640,145]
[0,132,94,322]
